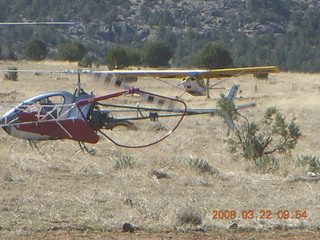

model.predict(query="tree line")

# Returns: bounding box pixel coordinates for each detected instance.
[18,37,233,70]
[0,0,319,72]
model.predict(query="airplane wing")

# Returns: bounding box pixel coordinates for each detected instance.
[0,65,279,78]
[87,65,279,96]
[87,66,279,79]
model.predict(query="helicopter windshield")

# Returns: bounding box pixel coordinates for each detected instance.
[18,92,76,122]
[26,95,64,116]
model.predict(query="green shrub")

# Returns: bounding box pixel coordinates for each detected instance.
[186,157,219,175]
[309,157,320,173]
[115,155,135,169]
[106,45,131,70]
[191,43,233,69]
[24,38,47,61]
[141,40,173,67]
[78,54,92,67]
[254,156,279,172]
[4,66,18,81]
[295,155,315,166]
[296,155,320,173]
[58,41,87,61]
[218,94,301,161]
[177,211,202,226]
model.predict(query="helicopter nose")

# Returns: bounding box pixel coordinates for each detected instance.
[0,107,20,125]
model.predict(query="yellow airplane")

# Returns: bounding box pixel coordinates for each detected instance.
[87,66,279,97]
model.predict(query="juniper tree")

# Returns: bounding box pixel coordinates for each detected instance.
[217,95,301,160]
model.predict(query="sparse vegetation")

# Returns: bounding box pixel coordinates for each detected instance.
[218,95,301,161]
[0,62,319,239]
[115,155,135,169]
[177,211,203,226]
[309,157,320,173]
[4,66,18,81]
[254,155,279,173]
[149,122,168,132]
[186,157,220,175]
[296,155,320,173]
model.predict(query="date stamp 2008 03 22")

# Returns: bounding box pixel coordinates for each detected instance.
[212,210,307,220]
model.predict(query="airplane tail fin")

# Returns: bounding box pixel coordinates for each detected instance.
[222,84,256,131]
[220,84,239,131]
[226,84,240,102]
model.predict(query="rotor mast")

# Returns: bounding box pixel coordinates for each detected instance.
[75,71,83,97]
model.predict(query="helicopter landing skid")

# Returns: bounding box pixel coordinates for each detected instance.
[28,140,41,153]
[74,141,96,155]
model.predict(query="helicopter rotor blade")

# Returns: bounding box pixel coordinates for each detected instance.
[89,72,130,89]
[87,72,182,110]
[0,22,76,26]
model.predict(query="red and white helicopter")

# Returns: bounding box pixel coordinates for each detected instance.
[0,66,279,152]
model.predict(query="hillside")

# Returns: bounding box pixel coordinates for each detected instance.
[0,61,319,239]
[0,0,320,71]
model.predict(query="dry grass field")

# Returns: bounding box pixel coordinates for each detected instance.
[0,61,320,239]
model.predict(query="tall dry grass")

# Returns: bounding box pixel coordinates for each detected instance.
[0,61,319,238]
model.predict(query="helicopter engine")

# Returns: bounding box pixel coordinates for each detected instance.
[89,108,134,130]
